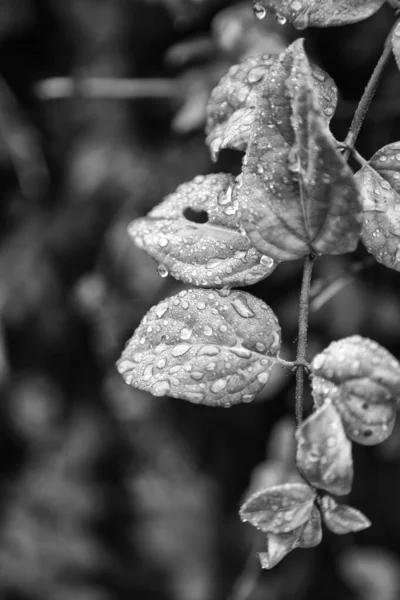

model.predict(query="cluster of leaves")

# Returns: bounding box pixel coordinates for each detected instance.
[118,0,400,572]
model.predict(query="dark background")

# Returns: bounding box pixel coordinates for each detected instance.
[1,1,400,599]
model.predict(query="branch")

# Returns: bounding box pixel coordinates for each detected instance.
[34,77,183,100]
[295,254,316,425]
[343,16,400,159]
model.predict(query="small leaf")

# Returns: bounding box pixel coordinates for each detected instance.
[296,400,353,495]
[129,173,276,288]
[260,0,384,29]
[206,50,337,159]
[298,505,323,548]
[259,529,302,569]
[239,482,315,533]
[355,142,400,271]
[238,39,362,261]
[393,23,400,71]
[117,288,281,407]
[320,495,371,535]
[311,336,400,445]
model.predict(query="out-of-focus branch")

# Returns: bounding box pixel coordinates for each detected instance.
[34,77,184,100]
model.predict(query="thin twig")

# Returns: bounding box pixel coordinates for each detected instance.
[34,77,182,100]
[343,16,400,159]
[295,254,316,426]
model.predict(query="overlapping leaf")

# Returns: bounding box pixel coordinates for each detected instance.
[296,400,353,495]
[260,0,384,29]
[393,23,400,71]
[239,482,315,533]
[129,173,276,288]
[355,142,400,271]
[311,336,400,445]
[117,288,281,406]
[238,39,362,261]
[206,50,337,159]
[320,495,371,535]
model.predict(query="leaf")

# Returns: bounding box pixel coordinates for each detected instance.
[355,142,400,271]
[238,39,362,261]
[393,23,400,71]
[259,529,302,569]
[260,0,384,29]
[206,51,338,159]
[117,288,281,407]
[297,505,323,548]
[129,173,276,289]
[295,400,353,495]
[239,482,315,533]
[320,495,371,535]
[311,335,400,445]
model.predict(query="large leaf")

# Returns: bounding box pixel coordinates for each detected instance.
[238,39,362,261]
[239,482,315,533]
[260,0,384,29]
[206,50,337,159]
[311,336,400,445]
[117,288,281,406]
[320,495,371,535]
[296,400,353,495]
[355,142,400,271]
[129,173,276,288]
[393,23,400,71]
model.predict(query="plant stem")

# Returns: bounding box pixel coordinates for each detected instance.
[295,254,316,425]
[343,17,400,160]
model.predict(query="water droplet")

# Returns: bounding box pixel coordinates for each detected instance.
[211,379,227,392]
[255,342,265,352]
[232,297,255,318]
[260,255,274,268]
[191,371,204,380]
[158,237,169,248]
[257,372,270,384]
[204,325,213,336]
[157,264,169,278]
[253,2,266,20]
[172,344,191,357]
[151,380,170,396]
[143,364,154,381]
[198,345,220,356]
[197,302,206,310]
[180,327,192,341]
[219,287,231,297]
[185,391,204,403]
[275,13,287,25]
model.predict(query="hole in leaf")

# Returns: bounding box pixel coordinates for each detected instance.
[183,207,209,223]
[363,429,373,438]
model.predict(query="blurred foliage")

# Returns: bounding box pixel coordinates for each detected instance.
[1,0,400,599]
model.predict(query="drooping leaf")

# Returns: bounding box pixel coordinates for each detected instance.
[239,482,315,533]
[320,495,371,535]
[259,529,302,569]
[206,50,337,159]
[393,23,400,71]
[295,400,353,495]
[297,505,323,548]
[129,173,276,288]
[117,288,281,406]
[260,0,384,29]
[355,142,400,271]
[238,39,362,261]
[311,336,400,445]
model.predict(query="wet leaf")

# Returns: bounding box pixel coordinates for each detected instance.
[206,50,337,159]
[320,495,371,535]
[259,529,302,569]
[296,400,353,495]
[129,173,276,288]
[297,505,323,548]
[239,482,315,533]
[238,39,362,261]
[117,288,281,407]
[393,23,400,71]
[355,142,400,271]
[311,336,400,445]
[260,0,384,29]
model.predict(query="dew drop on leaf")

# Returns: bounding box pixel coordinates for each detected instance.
[253,2,266,20]
[157,264,169,278]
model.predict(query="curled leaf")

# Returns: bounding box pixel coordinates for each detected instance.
[320,495,371,535]
[355,142,400,271]
[129,173,276,288]
[239,482,315,533]
[311,336,400,445]
[296,400,353,495]
[393,23,400,71]
[260,0,384,29]
[259,529,302,569]
[239,39,362,261]
[117,288,281,407]
[206,50,337,159]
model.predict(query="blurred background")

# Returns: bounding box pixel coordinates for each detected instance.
[1,1,400,599]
